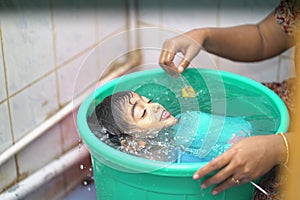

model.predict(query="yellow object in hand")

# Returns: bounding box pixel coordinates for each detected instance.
[182,86,196,98]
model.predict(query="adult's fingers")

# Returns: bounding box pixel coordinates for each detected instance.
[178,45,200,72]
[210,175,249,195]
[199,159,252,191]
[159,50,180,77]
[177,58,190,73]
[193,148,237,180]
[200,163,237,189]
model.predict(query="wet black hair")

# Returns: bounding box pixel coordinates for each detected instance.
[93,91,140,144]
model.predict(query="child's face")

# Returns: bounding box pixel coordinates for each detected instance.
[122,92,176,134]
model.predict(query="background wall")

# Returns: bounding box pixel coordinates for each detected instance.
[0,0,128,198]
[137,0,295,82]
[0,0,295,199]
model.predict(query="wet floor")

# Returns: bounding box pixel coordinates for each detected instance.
[64,182,97,200]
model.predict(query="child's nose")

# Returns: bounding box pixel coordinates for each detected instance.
[151,103,160,113]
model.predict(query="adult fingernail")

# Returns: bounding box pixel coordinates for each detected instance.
[212,190,218,195]
[193,174,199,180]
[201,184,207,189]
[178,66,184,73]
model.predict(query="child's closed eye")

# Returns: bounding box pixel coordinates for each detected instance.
[141,109,146,118]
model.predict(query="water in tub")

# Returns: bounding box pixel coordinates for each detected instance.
[87,76,280,163]
[88,109,251,162]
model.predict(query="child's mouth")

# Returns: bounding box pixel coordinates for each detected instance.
[160,110,170,121]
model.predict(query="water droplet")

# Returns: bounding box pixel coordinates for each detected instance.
[100,127,107,133]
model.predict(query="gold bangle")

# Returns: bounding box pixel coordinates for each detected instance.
[278,132,289,165]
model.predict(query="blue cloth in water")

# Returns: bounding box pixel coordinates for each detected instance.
[172,111,252,163]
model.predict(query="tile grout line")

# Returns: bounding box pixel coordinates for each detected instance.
[50,0,61,109]
[6,43,99,101]
[6,21,130,101]
[50,0,65,166]
[0,22,15,144]
[0,18,21,182]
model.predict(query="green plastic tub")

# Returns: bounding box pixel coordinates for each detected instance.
[77,68,289,200]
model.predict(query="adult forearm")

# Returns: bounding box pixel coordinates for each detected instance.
[201,25,266,61]
[191,12,293,62]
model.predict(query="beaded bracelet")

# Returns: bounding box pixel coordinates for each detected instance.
[278,132,289,165]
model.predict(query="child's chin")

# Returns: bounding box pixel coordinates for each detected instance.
[165,118,177,127]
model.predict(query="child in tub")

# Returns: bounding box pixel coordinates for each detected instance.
[88,90,252,163]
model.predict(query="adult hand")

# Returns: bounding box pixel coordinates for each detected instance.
[193,134,286,195]
[159,30,203,77]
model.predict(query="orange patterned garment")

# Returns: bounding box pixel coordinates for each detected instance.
[274,0,300,36]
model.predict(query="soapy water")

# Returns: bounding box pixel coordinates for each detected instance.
[87,73,280,163]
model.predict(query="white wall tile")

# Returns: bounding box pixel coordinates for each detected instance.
[219,57,279,82]
[0,1,55,95]
[279,48,296,81]
[17,124,62,176]
[138,0,161,26]
[10,74,58,141]
[0,43,6,102]
[138,48,162,71]
[281,47,295,59]
[93,31,129,72]
[0,102,13,153]
[137,27,161,49]
[136,36,163,72]
[95,0,127,40]
[61,112,81,152]
[161,0,218,32]
[94,0,128,73]
[279,57,296,82]
[52,0,97,65]
[58,51,98,105]
[219,0,279,27]
[0,158,17,193]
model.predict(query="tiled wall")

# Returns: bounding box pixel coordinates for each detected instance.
[0,0,128,196]
[0,0,295,198]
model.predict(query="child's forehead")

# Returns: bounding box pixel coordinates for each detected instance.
[123,92,150,110]
[130,92,148,101]
[122,92,140,105]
